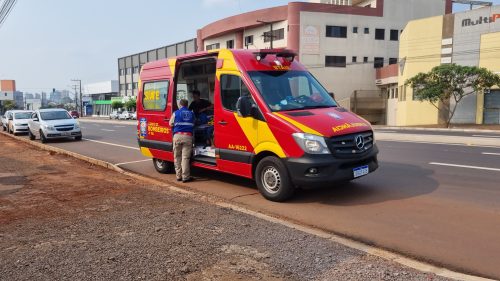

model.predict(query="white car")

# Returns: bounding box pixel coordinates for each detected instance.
[8,110,33,135]
[131,112,137,120]
[1,110,12,132]
[109,111,120,119]
[28,109,82,143]
[118,111,132,120]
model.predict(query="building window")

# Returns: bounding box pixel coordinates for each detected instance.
[132,82,138,90]
[120,84,126,91]
[390,29,399,41]
[143,80,169,111]
[352,56,357,63]
[375,29,385,40]
[389,58,398,65]
[244,35,253,46]
[363,57,368,63]
[374,57,384,68]
[326,26,347,38]
[119,69,125,76]
[226,40,234,49]
[325,56,347,68]
[126,68,132,75]
[353,27,358,33]
[364,27,369,34]
[133,66,139,74]
[264,28,285,42]
[126,83,132,90]
[205,43,220,51]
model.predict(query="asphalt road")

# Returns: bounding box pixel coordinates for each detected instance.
[17,120,500,279]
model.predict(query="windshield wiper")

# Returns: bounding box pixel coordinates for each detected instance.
[283,105,337,111]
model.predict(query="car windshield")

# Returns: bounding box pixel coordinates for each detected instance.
[14,112,32,119]
[248,71,337,112]
[40,111,72,121]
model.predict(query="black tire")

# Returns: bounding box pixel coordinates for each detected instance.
[29,130,35,140]
[75,136,82,141]
[153,158,174,174]
[2,125,5,131]
[40,130,48,144]
[255,156,295,202]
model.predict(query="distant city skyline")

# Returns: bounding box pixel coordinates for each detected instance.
[0,0,498,92]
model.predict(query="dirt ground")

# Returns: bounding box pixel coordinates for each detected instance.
[0,134,450,281]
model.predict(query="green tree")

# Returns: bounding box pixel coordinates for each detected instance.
[2,100,16,111]
[124,98,136,111]
[111,101,124,111]
[406,64,500,127]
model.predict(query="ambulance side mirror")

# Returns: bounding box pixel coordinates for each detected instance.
[329,92,335,99]
[236,96,252,117]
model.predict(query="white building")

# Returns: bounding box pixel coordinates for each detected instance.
[197,0,452,119]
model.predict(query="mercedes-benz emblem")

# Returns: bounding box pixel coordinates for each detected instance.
[354,135,365,150]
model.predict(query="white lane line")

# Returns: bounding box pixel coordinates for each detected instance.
[375,130,397,133]
[378,139,500,148]
[82,138,139,150]
[115,159,151,166]
[429,162,500,172]
[482,152,500,156]
[101,129,115,132]
[472,134,500,138]
[114,125,126,128]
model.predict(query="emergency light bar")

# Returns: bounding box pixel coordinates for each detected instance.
[254,49,297,62]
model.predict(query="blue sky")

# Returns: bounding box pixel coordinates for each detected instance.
[0,0,499,93]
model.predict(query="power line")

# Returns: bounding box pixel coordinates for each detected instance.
[0,0,17,29]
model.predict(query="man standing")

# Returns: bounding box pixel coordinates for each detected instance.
[169,99,195,183]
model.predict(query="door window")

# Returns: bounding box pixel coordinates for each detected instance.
[142,80,169,111]
[220,75,253,112]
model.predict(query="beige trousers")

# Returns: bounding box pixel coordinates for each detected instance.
[173,133,193,180]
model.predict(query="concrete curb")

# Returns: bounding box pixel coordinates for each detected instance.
[374,125,500,134]
[0,131,495,281]
[375,132,500,148]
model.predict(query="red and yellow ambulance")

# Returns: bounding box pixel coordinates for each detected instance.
[137,49,378,201]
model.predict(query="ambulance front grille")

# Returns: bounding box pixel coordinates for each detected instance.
[327,131,374,157]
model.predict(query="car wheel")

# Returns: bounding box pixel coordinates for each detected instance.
[153,158,174,174]
[75,136,82,141]
[40,130,48,144]
[29,130,36,140]
[255,156,295,202]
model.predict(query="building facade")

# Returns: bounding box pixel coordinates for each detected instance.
[117,39,197,98]
[196,0,452,111]
[393,5,500,126]
[83,80,119,116]
[0,80,15,102]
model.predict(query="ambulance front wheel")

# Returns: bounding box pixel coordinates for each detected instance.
[255,156,295,202]
[153,158,174,174]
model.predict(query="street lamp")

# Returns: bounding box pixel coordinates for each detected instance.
[71,79,82,116]
[257,20,275,49]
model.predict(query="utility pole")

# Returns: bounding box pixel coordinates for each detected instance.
[71,79,82,116]
[72,85,79,111]
[257,20,275,49]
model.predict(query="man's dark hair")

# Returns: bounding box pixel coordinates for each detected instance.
[179,99,188,107]
[191,90,201,97]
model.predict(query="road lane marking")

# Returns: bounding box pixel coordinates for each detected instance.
[378,139,500,148]
[114,125,126,128]
[472,134,500,138]
[115,159,151,166]
[82,138,139,150]
[429,162,500,172]
[101,129,115,132]
[482,152,500,156]
[81,127,87,129]
[375,130,397,133]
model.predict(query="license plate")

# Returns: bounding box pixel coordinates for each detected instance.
[353,165,369,178]
[61,132,71,136]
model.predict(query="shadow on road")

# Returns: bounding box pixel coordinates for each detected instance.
[290,161,438,206]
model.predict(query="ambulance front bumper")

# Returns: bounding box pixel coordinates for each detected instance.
[284,144,379,188]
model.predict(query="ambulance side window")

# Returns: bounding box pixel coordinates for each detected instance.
[220,75,253,111]
[142,80,169,111]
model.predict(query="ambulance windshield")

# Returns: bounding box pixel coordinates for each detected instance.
[248,71,337,112]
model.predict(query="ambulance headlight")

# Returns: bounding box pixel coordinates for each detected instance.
[292,133,330,154]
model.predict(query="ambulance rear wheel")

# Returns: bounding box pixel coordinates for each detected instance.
[256,156,294,202]
[153,158,174,174]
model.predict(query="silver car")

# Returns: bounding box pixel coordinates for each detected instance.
[1,110,12,132]
[8,110,33,135]
[28,109,82,143]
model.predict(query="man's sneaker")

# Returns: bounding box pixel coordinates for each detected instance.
[176,178,182,182]
[182,177,194,183]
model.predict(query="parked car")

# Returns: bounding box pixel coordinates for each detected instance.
[69,110,80,118]
[109,111,120,119]
[131,112,137,120]
[118,111,132,120]
[8,110,33,135]
[1,110,12,132]
[28,108,82,143]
